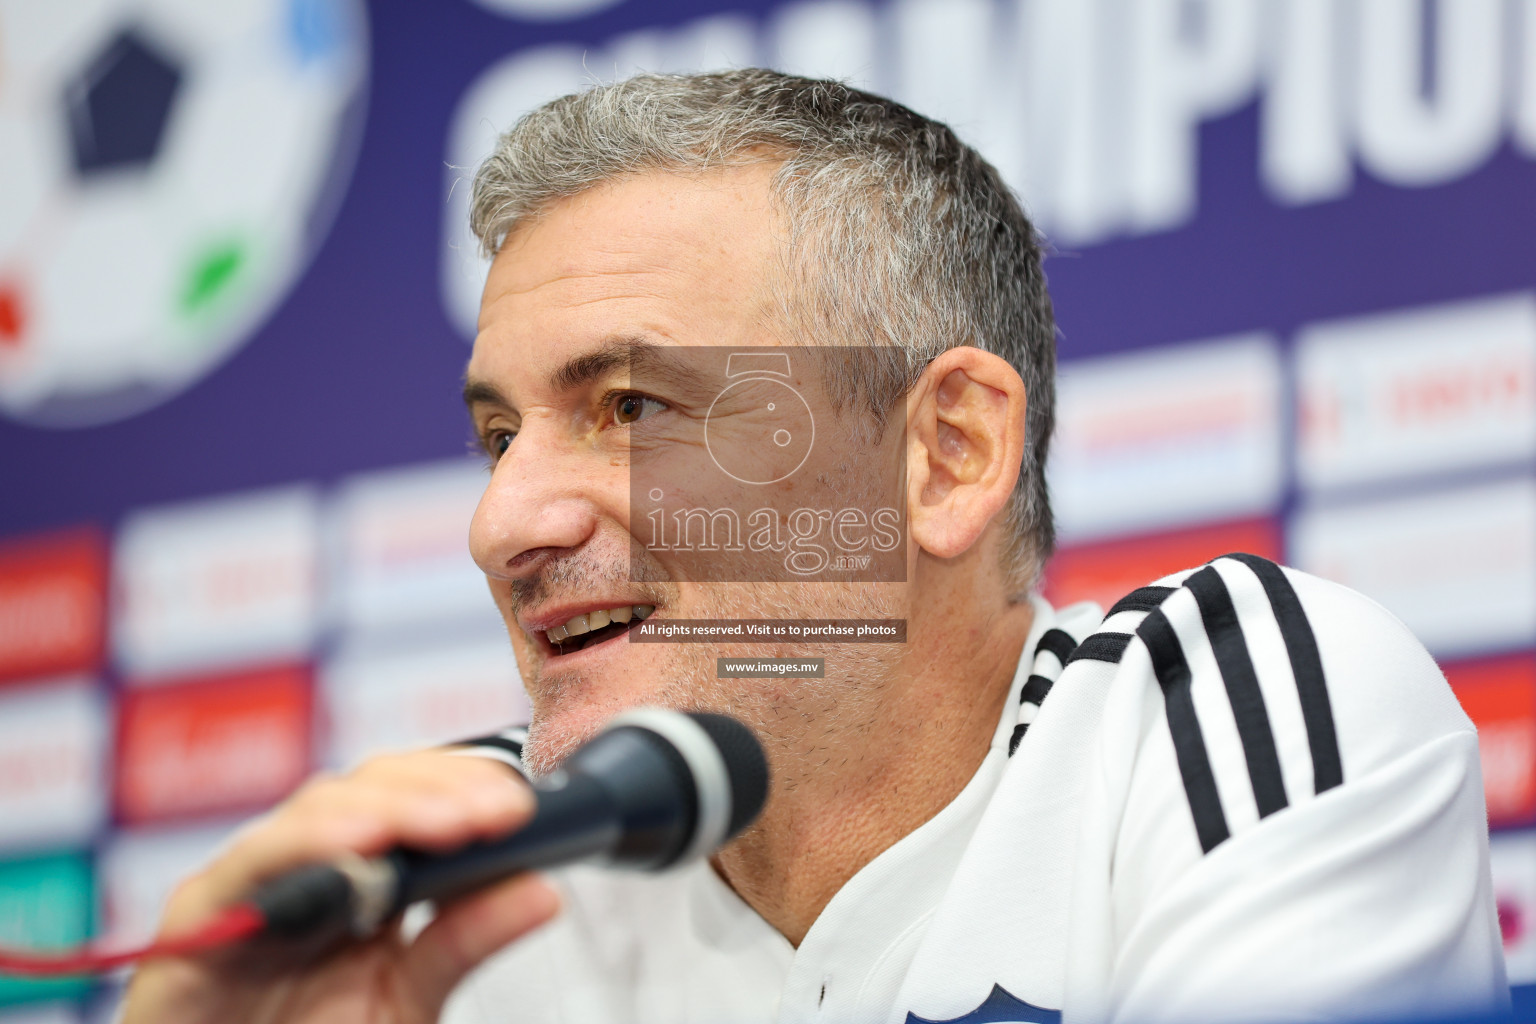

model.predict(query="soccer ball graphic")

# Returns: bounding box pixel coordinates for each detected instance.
[0,0,369,427]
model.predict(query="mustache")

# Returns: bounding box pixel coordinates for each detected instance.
[507,544,676,615]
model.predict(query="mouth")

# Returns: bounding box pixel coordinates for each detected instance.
[538,603,656,657]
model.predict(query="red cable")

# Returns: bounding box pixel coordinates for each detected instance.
[0,903,266,977]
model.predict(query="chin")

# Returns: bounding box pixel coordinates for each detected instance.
[516,632,718,773]
[518,724,584,778]
[518,682,680,777]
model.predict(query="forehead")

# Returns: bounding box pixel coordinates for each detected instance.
[469,163,784,390]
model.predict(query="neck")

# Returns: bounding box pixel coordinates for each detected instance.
[715,588,1036,947]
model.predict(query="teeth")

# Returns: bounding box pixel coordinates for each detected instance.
[543,605,652,648]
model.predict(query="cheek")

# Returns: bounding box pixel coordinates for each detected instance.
[485,579,526,640]
[506,625,534,658]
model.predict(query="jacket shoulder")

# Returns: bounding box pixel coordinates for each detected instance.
[1052,553,1471,854]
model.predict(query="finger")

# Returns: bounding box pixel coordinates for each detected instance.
[169,759,534,931]
[397,873,561,1017]
[237,761,530,874]
[340,752,535,839]
[355,761,535,849]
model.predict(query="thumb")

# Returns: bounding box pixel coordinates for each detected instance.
[398,872,561,1017]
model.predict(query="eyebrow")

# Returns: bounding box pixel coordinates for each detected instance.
[462,336,713,412]
[461,378,511,410]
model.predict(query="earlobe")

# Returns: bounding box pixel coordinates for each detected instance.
[906,349,1027,560]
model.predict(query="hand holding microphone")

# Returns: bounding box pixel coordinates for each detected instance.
[253,710,768,942]
[114,710,768,1024]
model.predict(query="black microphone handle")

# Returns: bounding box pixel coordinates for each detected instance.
[386,771,622,915]
[252,718,705,942]
[389,719,704,913]
[249,776,624,944]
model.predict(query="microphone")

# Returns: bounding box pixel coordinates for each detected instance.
[250,709,769,943]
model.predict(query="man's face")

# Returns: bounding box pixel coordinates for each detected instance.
[465,165,907,774]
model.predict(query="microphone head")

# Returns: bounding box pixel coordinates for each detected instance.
[684,712,769,839]
[603,708,770,867]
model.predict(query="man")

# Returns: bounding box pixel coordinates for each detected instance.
[123,69,1506,1024]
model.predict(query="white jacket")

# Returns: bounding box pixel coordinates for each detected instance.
[446,555,1509,1024]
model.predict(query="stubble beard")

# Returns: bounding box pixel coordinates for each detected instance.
[515,575,904,787]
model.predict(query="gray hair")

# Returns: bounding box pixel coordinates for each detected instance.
[470,68,1056,591]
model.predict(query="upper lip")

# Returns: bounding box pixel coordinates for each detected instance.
[516,598,655,636]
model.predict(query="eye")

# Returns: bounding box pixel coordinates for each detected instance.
[485,429,515,460]
[610,393,667,426]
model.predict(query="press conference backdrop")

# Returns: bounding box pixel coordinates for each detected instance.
[1,0,1534,1016]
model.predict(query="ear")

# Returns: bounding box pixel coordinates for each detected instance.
[906,347,1027,560]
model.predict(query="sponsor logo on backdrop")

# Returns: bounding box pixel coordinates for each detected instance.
[0,529,106,685]
[1290,478,1536,658]
[1297,292,1536,491]
[0,679,107,854]
[1049,335,1282,542]
[321,638,529,769]
[441,0,1536,335]
[115,665,311,823]
[1491,830,1536,985]
[0,0,369,427]
[0,852,95,1006]
[330,458,504,637]
[1044,518,1281,614]
[114,487,320,681]
[99,819,241,948]
[1445,656,1536,827]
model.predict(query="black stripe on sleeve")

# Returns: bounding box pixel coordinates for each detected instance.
[1035,628,1078,666]
[457,733,525,759]
[1007,723,1028,757]
[1019,674,1055,707]
[1184,566,1289,818]
[1065,632,1133,665]
[1217,553,1344,794]
[1137,608,1231,853]
[1106,585,1176,619]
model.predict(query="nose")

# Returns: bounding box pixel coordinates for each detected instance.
[469,424,602,581]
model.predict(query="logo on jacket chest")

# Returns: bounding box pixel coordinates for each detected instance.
[904,983,1061,1024]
